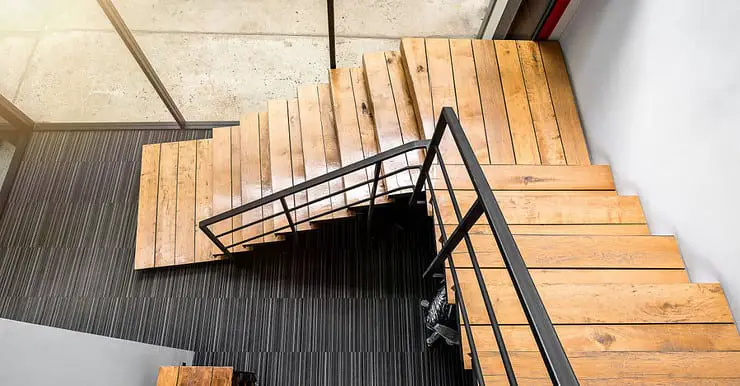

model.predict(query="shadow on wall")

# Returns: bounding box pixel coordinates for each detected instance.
[559,0,740,326]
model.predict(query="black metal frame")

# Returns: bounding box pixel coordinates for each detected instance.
[199,140,429,257]
[199,107,577,385]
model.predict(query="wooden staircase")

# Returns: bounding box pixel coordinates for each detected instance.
[134,38,740,383]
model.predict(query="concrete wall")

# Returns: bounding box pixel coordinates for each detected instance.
[0,318,194,386]
[560,0,740,321]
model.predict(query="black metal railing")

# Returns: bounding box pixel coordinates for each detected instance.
[199,140,428,257]
[199,107,577,385]
[408,107,578,385]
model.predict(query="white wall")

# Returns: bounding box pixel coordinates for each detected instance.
[560,0,740,322]
[0,318,194,386]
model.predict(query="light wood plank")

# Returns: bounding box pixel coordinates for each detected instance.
[194,139,215,262]
[174,140,196,265]
[459,283,733,324]
[449,235,684,268]
[400,38,435,140]
[495,40,540,165]
[478,351,740,379]
[483,376,740,386]
[330,68,370,204]
[211,127,233,253]
[450,39,489,164]
[258,112,276,239]
[539,40,591,165]
[518,40,566,165]
[135,143,160,269]
[468,324,740,354]
[363,51,409,191]
[435,192,646,225]
[350,67,387,198]
[426,38,462,165]
[155,142,179,266]
[318,83,350,218]
[288,98,311,231]
[297,84,333,222]
[239,114,264,245]
[176,366,212,386]
[507,224,651,235]
[430,164,614,190]
[472,39,515,164]
[386,50,424,176]
[210,367,233,386]
[268,99,294,231]
[229,126,244,251]
[156,366,179,386]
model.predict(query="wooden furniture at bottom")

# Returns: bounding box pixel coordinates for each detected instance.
[156,366,232,386]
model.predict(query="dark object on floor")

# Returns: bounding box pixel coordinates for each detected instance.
[233,371,258,386]
[421,278,459,347]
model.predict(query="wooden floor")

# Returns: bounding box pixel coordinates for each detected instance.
[157,366,232,386]
[133,38,740,383]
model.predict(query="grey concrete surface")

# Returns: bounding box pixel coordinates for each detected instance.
[561,0,740,325]
[0,318,193,386]
[0,0,490,121]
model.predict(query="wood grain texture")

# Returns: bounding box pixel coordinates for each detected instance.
[229,126,243,251]
[426,38,462,165]
[156,366,179,386]
[210,367,233,386]
[467,324,740,354]
[211,127,233,253]
[176,366,212,386]
[518,40,566,165]
[174,140,196,264]
[472,39,515,164]
[459,283,733,324]
[239,113,264,244]
[495,40,540,165]
[363,51,410,191]
[478,351,740,379]
[330,68,370,204]
[135,143,160,269]
[288,98,311,231]
[483,377,740,386]
[434,191,646,225]
[400,38,435,140]
[449,235,684,268]
[258,112,276,239]
[268,100,294,231]
[429,164,614,190]
[386,50,424,174]
[194,139,215,262]
[450,39,489,164]
[350,67,387,198]
[506,224,651,235]
[318,83,349,218]
[155,142,179,266]
[297,84,333,222]
[539,40,591,165]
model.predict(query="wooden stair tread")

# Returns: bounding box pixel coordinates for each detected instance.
[287,98,312,232]
[447,235,684,268]
[433,192,646,225]
[268,99,296,232]
[484,377,740,386]
[478,351,740,379]
[157,366,233,386]
[317,83,350,218]
[456,283,732,325]
[430,164,615,191]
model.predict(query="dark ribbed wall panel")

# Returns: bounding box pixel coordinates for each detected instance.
[0,131,468,386]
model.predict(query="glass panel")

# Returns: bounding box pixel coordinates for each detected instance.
[118,0,332,121]
[0,0,172,122]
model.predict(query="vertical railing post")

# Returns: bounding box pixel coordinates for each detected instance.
[280,197,297,235]
[366,162,382,237]
[326,0,336,69]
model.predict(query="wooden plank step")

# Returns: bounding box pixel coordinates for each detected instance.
[318,83,350,218]
[444,224,652,236]
[298,84,342,221]
[363,51,417,192]
[433,192,646,225]
[287,98,311,231]
[268,99,295,232]
[135,143,160,269]
[236,113,264,245]
[465,324,740,355]
[447,235,684,268]
[478,351,740,379]
[485,377,740,386]
[330,68,370,205]
[155,142,179,266]
[194,139,216,261]
[429,165,615,191]
[174,140,197,265]
[457,283,733,325]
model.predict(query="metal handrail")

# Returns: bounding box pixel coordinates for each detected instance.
[199,140,429,257]
[409,107,578,385]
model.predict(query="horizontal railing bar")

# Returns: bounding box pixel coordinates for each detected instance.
[200,140,429,228]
